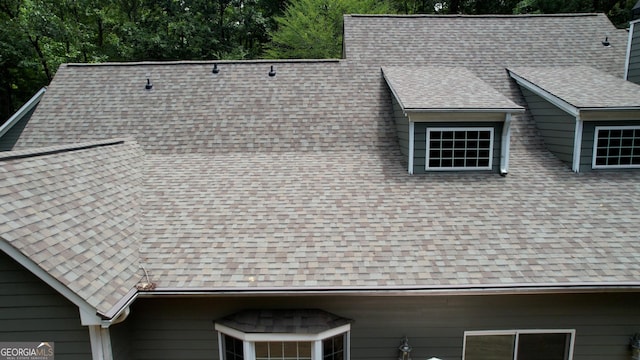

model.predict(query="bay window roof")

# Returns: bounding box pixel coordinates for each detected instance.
[216,309,352,336]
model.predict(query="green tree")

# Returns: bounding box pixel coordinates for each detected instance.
[265,0,394,59]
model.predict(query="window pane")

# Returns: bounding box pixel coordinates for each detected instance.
[256,343,269,358]
[465,335,515,360]
[426,128,493,170]
[323,334,345,360]
[517,333,570,360]
[224,335,244,360]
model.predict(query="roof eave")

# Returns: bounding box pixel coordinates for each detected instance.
[139,282,640,297]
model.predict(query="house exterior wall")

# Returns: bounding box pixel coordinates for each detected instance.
[520,88,576,167]
[0,251,92,360]
[580,120,640,172]
[627,21,640,84]
[123,292,639,360]
[390,95,410,162]
[412,122,503,174]
[0,106,37,151]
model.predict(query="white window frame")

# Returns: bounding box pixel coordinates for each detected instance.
[592,125,640,169]
[216,323,351,360]
[462,329,576,360]
[426,127,494,171]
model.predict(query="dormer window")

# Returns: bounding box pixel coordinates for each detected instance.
[427,127,494,170]
[215,310,352,360]
[593,126,640,168]
[382,66,523,175]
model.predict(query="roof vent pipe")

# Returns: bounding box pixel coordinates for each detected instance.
[145,78,153,90]
[268,65,276,77]
[212,64,219,74]
[602,37,610,47]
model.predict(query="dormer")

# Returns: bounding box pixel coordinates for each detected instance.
[509,66,640,172]
[382,67,524,175]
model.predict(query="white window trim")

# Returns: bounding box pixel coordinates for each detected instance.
[216,324,351,360]
[592,125,640,169]
[426,127,494,171]
[462,329,576,360]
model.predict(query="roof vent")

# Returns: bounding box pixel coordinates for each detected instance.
[212,64,219,74]
[145,78,153,90]
[602,37,610,47]
[268,65,276,77]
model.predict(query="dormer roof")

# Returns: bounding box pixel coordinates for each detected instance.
[382,66,523,113]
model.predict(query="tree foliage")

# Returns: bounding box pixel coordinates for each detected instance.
[0,0,637,123]
[265,0,393,59]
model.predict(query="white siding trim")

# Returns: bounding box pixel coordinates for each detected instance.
[572,116,583,173]
[0,241,101,325]
[215,323,351,342]
[508,71,579,117]
[408,121,415,174]
[625,21,635,80]
[88,326,114,360]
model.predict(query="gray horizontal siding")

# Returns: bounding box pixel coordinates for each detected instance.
[628,23,640,84]
[125,292,640,360]
[521,88,576,167]
[0,251,91,360]
[412,122,503,174]
[580,120,640,172]
[390,95,409,163]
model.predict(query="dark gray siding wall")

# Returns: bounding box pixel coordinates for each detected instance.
[124,292,640,360]
[412,122,503,174]
[580,120,640,172]
[390,95,409,163]
[0,106,37,151]
[110,317,133,360]
[628,22,640,84]
[520,88,576,167]
[0,251,91,360]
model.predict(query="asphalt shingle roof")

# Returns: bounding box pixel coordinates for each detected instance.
[1,14,640,316]
[508,65,640,109]
[0,139,143,315]
[382,66,523,111]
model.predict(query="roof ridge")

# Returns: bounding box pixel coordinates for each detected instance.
[0,138,132,162]
[66,59,342,67]
[347,13,601,19]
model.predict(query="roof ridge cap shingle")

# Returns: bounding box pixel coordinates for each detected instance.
[0,138,134,162]
[66,59,342,68]
[347,13,602,19]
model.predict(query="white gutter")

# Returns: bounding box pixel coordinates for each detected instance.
[403,107,524,113]
[500,113,512,175]
[0,87,46,139]
[572,116,583,173]
[142,282,640,297]
[408,121,414,174]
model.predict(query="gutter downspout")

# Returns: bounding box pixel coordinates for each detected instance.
[625,20,636,81]
[408,120,414,175]
[500,113,512,176]
[572,115,583,173]
[89,326,113,360]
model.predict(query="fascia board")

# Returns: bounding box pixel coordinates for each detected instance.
[381,68,409,114]
[625,21,635,80]
[214,323,351,342]
[0,239,102,325]
[0,88,46,139]
[508,71,580,117]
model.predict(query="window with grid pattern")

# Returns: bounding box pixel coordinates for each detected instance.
[593,126,640,168]
[426,128,494,170]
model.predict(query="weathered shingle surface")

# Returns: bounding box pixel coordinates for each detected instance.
[509,65,640,108]
[1,14,640,313]
[382,66,522,111]
[0,139,143,314]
